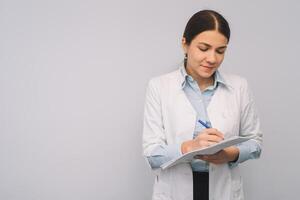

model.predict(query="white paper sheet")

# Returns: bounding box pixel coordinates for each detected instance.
[161,136,254,170]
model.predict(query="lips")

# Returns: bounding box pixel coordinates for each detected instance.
[201,65,214,69]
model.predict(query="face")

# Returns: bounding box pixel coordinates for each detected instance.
[182,30,228,81]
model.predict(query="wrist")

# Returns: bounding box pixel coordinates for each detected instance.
[228,146,240,162]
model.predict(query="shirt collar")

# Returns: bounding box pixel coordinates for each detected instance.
[179,65,228,90]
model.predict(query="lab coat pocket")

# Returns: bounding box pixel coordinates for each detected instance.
[230,168,244,200]
[172,164,193,200]
[152,172,171,200]
[231,178,244,200]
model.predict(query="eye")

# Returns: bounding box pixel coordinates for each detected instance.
[216,49,226,54]
[198,47,208,52]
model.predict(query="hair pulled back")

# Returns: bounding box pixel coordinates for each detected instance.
[183,10,230,45]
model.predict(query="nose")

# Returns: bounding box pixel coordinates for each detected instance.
[206,51,217,64]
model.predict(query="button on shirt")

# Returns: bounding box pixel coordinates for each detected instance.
[147,66,262,171]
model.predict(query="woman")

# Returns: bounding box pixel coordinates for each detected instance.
[143,10,262,200]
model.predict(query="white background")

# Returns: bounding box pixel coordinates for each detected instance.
[1,0,299,199]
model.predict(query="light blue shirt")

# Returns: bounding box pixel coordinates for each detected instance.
[147,66,261,171]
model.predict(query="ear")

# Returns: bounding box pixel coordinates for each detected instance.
[181,37,188,54]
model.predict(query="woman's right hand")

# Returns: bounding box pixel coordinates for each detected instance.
[181,128,224,154]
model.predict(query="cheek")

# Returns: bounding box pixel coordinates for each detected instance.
[189,51,205,62]
[217,55,225,63]
[213,56,224,67]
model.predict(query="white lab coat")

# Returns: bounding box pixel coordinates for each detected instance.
[143,68,262,200]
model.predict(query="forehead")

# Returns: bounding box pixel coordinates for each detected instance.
[191,30,228,47]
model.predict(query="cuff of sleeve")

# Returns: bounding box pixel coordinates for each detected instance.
[147,143,183,169]
[228,144,250,168]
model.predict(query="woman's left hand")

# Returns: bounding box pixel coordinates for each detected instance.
[195,146,240,165]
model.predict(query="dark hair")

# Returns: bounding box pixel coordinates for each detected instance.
[183,10,230,45]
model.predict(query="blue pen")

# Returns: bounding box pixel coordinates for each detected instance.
[198,119,211,129]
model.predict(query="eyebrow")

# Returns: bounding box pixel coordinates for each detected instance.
[198,42,227,49]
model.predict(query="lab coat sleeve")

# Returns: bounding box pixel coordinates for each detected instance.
[143,79,165,155]
[142,78,183,169]
[142,79,166,161]
[230,79,263,167]
[147,143,182,169]
[239,79,263,145]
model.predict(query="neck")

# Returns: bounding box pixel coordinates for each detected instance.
[197,76,214,91]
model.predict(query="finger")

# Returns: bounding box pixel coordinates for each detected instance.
[202,158,223,165]
[200,156,219,163]
[206,135,224,143]
[203,140,217,147]
[196,132,223,142]
[196,135,222,144]
[195,155,209,161]
[206,155,219,160]
[208,160,225,165]
[205,128,224,139]
[202,153,221,161]
[206,151,222,159]
[197,155,224,165]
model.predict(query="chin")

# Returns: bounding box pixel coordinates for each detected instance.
[197,70,215,79]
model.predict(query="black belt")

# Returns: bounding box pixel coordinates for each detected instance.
[193,171,209,200]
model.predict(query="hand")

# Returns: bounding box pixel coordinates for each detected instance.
[181,128,224,154]
[195,146,240,165]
